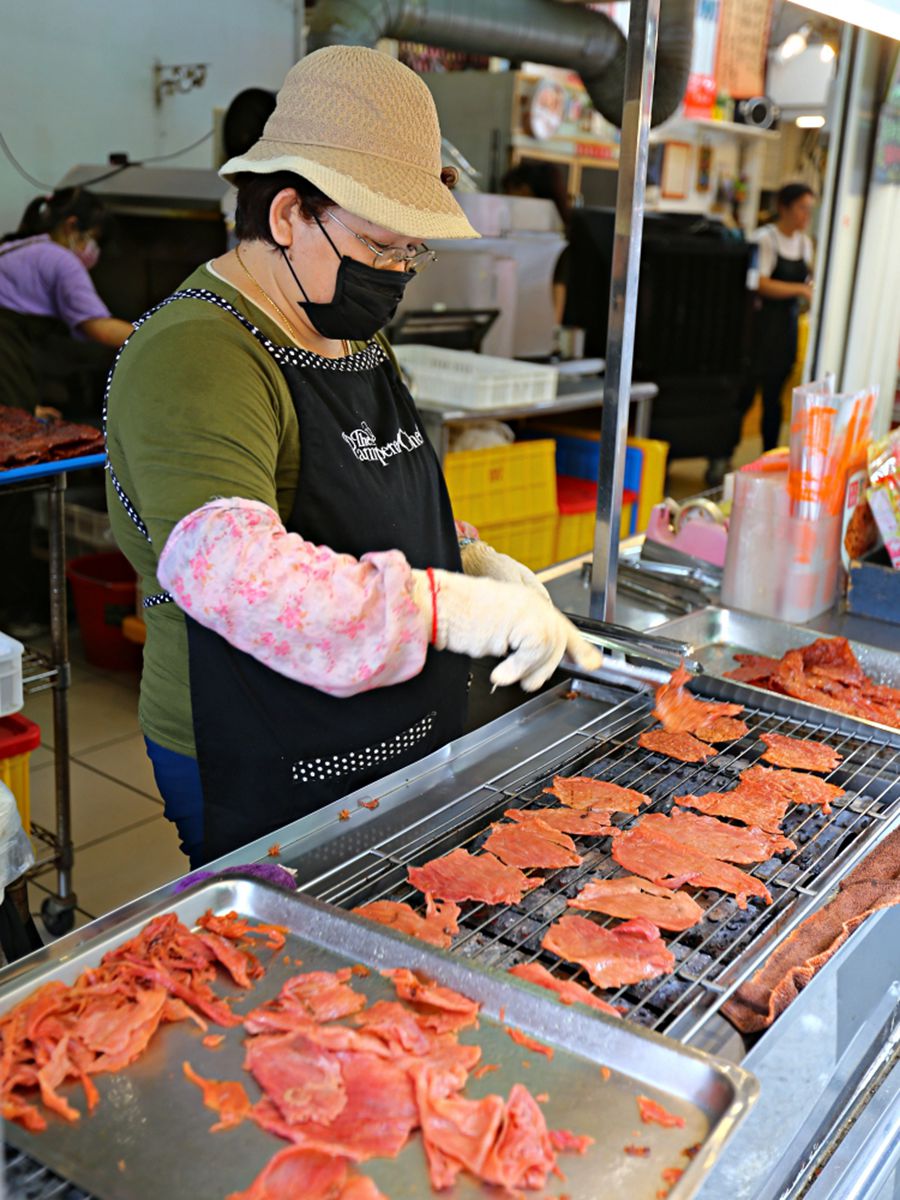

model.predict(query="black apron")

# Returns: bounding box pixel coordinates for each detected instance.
[106,289,468,861]
[751,234,810,378]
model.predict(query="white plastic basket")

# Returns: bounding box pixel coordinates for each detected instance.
[0,632,24,718]
[395,344,558,411]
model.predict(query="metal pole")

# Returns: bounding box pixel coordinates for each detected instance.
[590,0,659,620]
[48,473,74,919]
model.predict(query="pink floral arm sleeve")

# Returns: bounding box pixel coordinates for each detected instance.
[454,519,479,540]
[157,498,430,698]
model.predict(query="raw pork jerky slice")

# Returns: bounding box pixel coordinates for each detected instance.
[638,729,717,763]
[408,848,542,905]
[612,825,772,909]
[694,716,751,743]
[541,914,674,988]
[350,898,460,949]
[639,810,795,864]
[507,962,622,1017]
[567,875,703,931]
[676,788,790,835]
[505,807,617,836]
[758,732,843,773]
[740,764,845,814]
[483,819,582,870]
[245,1031,348,1125]
[182,1061,252,1132]
[653,663,744,734]
[226,1145,387,1200]
[353,1001,460,1057]
[544,775,649,813]
[381,968,481,1034]
[251,1048,419,1160]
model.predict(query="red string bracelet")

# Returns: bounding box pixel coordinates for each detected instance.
[425,567,439,645]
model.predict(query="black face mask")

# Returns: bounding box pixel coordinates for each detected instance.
[281,215,414,342]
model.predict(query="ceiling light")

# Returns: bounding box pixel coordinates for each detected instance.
[819,42,836,61]
[796,114,826,127]
[778,24,811,60]
[788,0,900,40]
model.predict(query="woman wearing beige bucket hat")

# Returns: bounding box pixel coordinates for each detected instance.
[104,45,601,864]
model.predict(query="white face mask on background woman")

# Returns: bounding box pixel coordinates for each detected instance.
[71,234,100,271]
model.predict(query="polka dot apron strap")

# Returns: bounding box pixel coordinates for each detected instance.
[102,288,305,609]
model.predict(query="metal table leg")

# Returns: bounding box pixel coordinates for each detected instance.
[42,472,76,935]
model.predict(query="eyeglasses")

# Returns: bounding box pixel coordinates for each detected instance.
[326,211,436,274]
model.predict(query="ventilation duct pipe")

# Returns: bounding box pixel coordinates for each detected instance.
[307,0,695,128]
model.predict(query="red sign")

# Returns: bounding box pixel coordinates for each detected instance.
[576,142,617,160]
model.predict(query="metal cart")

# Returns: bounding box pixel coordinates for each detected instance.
[0,452,106,936]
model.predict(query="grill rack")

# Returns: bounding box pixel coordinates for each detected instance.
[3,1147,89,1199]
[308,687,900,1042]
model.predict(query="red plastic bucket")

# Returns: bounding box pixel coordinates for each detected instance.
[66,553,141,671]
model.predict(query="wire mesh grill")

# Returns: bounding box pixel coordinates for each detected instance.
[309,689,900,1039]
[3,1147,92,1199]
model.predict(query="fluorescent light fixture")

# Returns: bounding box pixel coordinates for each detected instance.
[819,41,837,60]
[796,114,827,126]
[788,0,900,41]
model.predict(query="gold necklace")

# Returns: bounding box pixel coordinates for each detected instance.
[234,245,349,357]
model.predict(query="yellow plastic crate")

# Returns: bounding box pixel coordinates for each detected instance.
[0,753,31,834]
[444,440,557,530]
[523,422,670,538]
[625,436,669,533]
[555,503,634,562]
[477,513,558,572]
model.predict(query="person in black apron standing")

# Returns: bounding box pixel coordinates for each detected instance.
[741,182,815,452]
[105,46,601,866]
[0,188,132,634]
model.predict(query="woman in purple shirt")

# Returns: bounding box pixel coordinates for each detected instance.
[0,187,132,633]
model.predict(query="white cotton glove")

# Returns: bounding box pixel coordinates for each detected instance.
[411,569,602,692]
[459,539,551,602]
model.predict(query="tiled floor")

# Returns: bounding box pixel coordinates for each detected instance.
[23,634,186,933]
[18,421,769,938]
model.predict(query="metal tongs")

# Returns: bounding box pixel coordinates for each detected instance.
[562,612,704,689]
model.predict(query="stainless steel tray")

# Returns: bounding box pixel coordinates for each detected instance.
[655,606,900,738]
[1,879,757,1200]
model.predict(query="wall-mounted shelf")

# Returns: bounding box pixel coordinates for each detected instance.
[650,116,780,143]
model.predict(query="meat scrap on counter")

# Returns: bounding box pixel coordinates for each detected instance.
[483,818,582,870]
[505,806,617,836]
[637,1094,687,1129]
[652,663,746,740]
[724,827,900,1032]
[350,898,461,949]
[182,1062,252,1132]
[612,824,772,909]
[544,775,649,814]
[758,731,843,773]
[637,729,718,763]
[726,637,900,730]
[507,962,622,1017]
[541,915,675,988]
[407,847,542,905]
[567,875,704,932]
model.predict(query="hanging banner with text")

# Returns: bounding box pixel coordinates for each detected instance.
[716,0,774,100]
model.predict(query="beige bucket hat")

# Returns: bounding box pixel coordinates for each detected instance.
[220,45,478,241]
